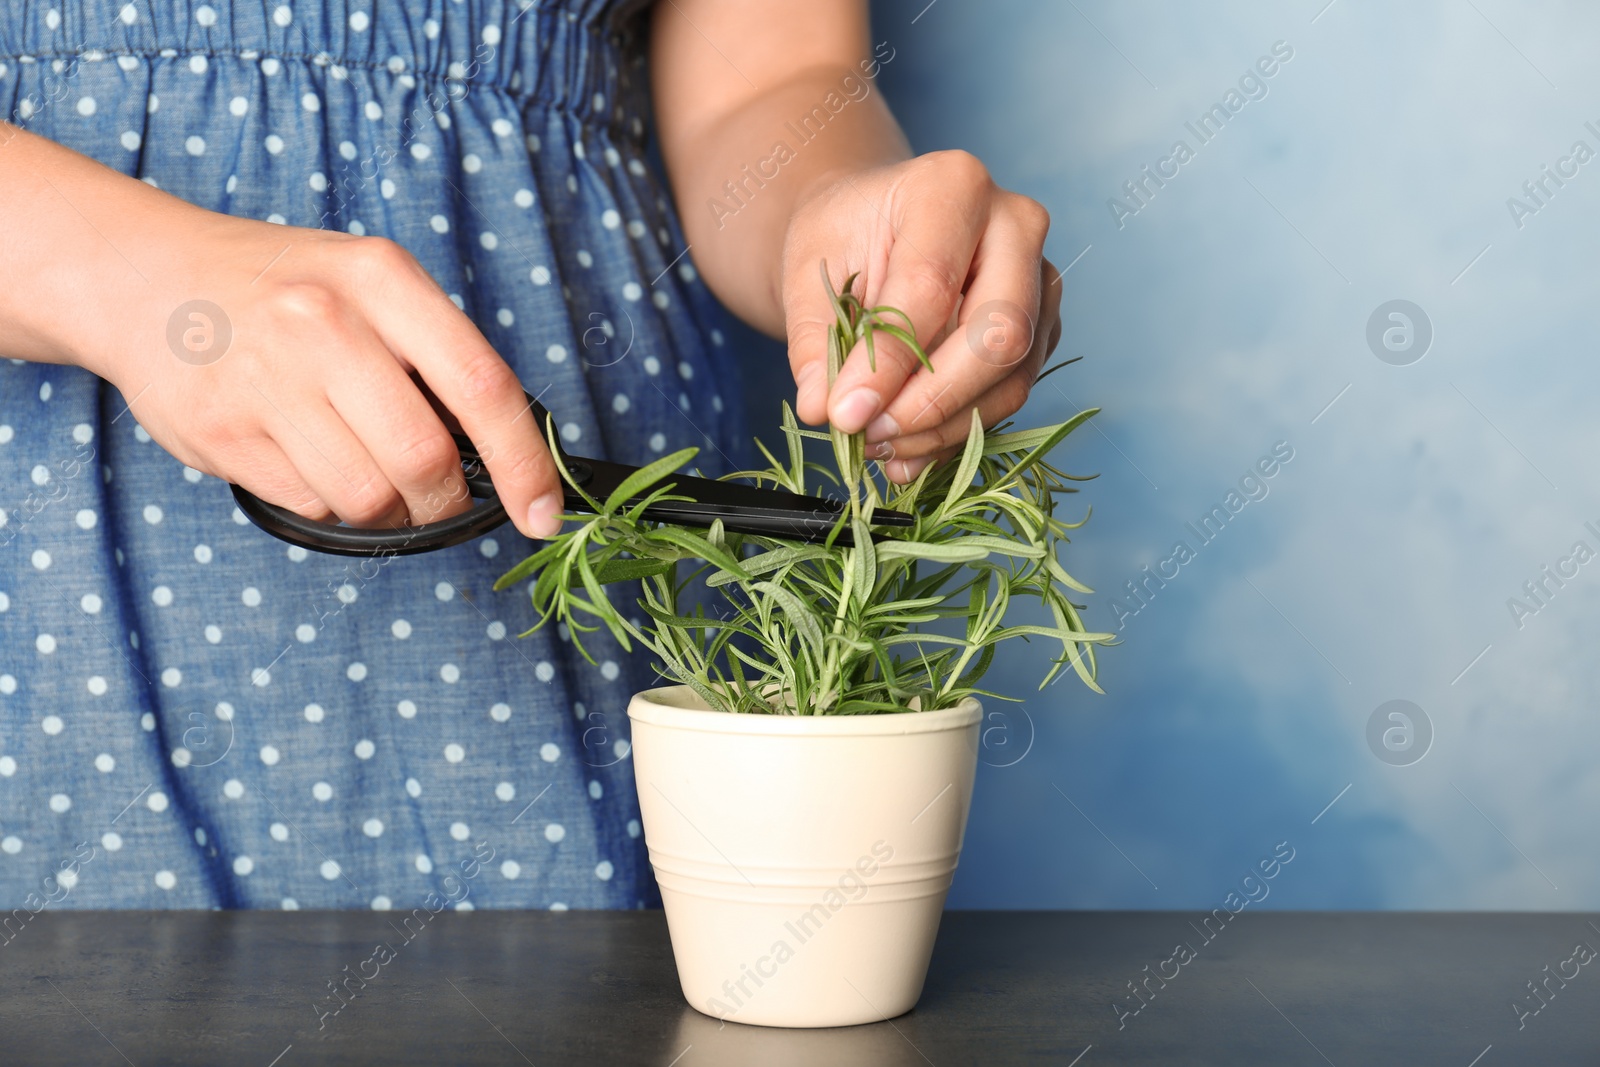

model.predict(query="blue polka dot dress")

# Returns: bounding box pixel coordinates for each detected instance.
[0,0,748,911]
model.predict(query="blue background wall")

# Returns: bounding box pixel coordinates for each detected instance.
[732,0,1600,910]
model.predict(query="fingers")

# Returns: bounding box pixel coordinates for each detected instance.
[259,395,405,528]
[872,277,1060,469]
[883,448,955,486]
[784,314,833,426]
[867,196,1053,448]
[781,183,864,426]
[780,215,847,426]
[326,351,471,528]
[436,354,563,540]
[872,251,1062,480]
[350,239,564,539]
[824,156,995,434]
[223,438,335,522]
[871,365,1035,481]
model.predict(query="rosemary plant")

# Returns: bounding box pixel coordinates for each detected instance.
[494,265,1112,715]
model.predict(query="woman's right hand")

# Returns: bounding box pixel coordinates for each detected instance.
[111,218,567,540]
[1,125,563,540]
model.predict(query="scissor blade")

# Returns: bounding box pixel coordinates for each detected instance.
[638,500,857,544]
[558,457,914,544]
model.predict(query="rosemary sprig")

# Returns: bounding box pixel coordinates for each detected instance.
[493,263,1112,714]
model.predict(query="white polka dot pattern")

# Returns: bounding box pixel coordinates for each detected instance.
[0,0,742,911]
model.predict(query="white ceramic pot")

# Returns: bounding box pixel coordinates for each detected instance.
[628,685,982,1028]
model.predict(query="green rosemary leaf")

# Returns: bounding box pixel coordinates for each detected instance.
[983,425,1070,455]
[644,526,751,581]
[549,419,604,513]
[874,541,990,563]
[1031,355,1083,385]
[952,642,997,693]
[994,408,1100,488]
[1044,553,1095,595]
[780,402,805,486]
[866,305,915,333]
[851,514,876,603]
[705,544,830,587]
[863,322,932,372]
[940,408,988,514]
[492,540,562,590]
[587,557,675,585]
[878,632,973,648]
[991,624,1116,644]
[602,447,698,515]
[955,534,1046,559]
[834,698,909,715]
[751,581,825,658]
[863,594,948,616]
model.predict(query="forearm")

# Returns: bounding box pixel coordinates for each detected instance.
[0,123,216,376]
[650,5,909,336]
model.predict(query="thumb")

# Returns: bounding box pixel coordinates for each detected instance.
[782,257,852,426]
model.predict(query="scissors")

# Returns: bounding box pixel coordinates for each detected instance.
[230,391,915,557]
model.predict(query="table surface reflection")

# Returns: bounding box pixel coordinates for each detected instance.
[2,910,1597,1064]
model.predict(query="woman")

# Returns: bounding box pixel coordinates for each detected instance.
[0,0,1059,910]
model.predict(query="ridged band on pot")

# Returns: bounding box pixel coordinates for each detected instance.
[628,685,982,1028]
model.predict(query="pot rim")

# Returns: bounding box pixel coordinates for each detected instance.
[628,685,982,737]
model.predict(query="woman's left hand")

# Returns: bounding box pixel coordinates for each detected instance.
[781,149,1063,483]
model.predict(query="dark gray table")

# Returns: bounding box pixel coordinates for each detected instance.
[1,910,1596,1064]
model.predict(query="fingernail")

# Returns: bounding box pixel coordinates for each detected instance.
[832,387,881,434]
[864,411,899,444]
[527,493,563,539]
[891,457,931,483]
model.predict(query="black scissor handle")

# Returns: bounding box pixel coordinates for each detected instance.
[229,391,559,558]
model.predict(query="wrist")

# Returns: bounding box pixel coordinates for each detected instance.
[665,79,909,335]
[0,130,200,383]
[70,202,259,387]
